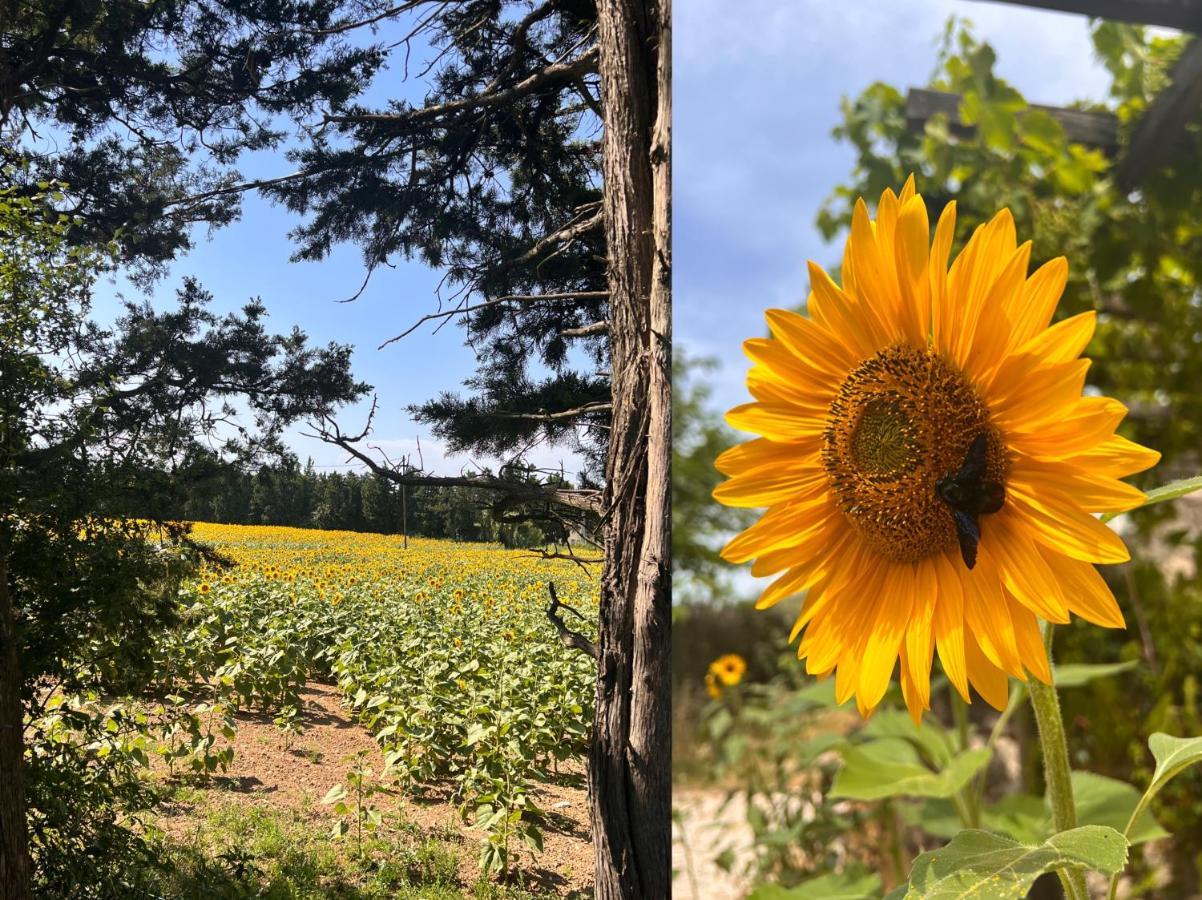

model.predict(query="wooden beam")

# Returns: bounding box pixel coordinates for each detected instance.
[964,0,1202,31]
[1116,37,1202,187]
[905,88,1119,151]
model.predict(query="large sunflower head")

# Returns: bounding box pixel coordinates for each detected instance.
[714,177,1160,723]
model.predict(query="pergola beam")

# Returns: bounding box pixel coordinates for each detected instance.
[964,0,1202,31]
[904,88,1118,150]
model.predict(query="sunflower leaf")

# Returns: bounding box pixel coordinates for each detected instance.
[1100,475,1202,522]
[1118,734,1202,850]
[901,826,1128,899]
[830,741,990,800]
[976,772,1166,846]
[863,710,958,768]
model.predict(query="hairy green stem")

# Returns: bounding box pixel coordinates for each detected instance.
[1029,623,1088,900]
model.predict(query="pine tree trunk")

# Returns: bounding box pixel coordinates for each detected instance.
[0,551,33,900]
[592,0,671,896]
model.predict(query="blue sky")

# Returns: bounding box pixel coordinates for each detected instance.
[676,0,1127,415]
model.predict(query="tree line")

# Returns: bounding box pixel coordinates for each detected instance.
[174,457,576,548]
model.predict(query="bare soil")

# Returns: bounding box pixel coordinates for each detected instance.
[155,681,594,896]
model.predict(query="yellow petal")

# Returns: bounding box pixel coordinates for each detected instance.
[1041,549,1125,628]
[1007,256,1068,349]
[765,307,857,377]
[894,195,932,343]
[930,201,958,349]
[963,553,1026,679]
[807,260,881,359]
[1061,435,1160,478]
[966,631,1011,710]
[1007,595,1052,683]
[933,552,970,701]
[715,437,816,476]
[725,402,827,440]
[1009,464,1146,514]
[980,516,1071,622]
[719,497,835,562]
[903,557,937,711]
[858,564,914,710]
[713,465,826,508]
[1007,484,1131,565]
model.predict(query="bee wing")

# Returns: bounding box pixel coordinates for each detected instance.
[952,509,980,570]
[958,432,989,482]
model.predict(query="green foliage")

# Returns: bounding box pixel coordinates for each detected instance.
[177,528,595,879]
[672,351,754,604]
[830,741,991,802]
[747,869,882,899]
[820,18,1202,469]
[692,605,1194,894]
[0,185,366,894]
[1101,476,1202,522]
[173,457,572,548]
[3,0,385,275]
[323,750,393,858]
[1051,660,1139,687]
[128,788,542,898]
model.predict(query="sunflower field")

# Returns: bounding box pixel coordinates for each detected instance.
[40,522,597,885]
[173,523,597,873]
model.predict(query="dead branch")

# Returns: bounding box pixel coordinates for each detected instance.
[303,412,603,514]
[303,1,434,36]
[378,290,607,348]
[494,402,611,422]
[560,321,608,338]
[546,582,597,660]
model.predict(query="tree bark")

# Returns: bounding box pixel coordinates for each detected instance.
[0,550,33,900]
[591,0,671,897]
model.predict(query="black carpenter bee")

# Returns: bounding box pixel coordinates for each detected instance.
[936,433,1005,570]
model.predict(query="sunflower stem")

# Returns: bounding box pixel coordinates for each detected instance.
[1029,623,1088,900]
[951,691,980,827]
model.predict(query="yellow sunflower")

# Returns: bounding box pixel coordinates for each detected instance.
[710,653,748,687]
[714,178,1159,724]
[704,671,722,700]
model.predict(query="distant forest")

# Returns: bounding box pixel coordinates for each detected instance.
[172,457,574,548]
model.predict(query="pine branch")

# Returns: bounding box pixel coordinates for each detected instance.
[323,46,599,129]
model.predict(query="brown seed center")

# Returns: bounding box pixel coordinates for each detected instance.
[821,344,1007,562]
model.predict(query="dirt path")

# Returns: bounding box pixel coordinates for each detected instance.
[673,788,755,900]
[156,681,594,896]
